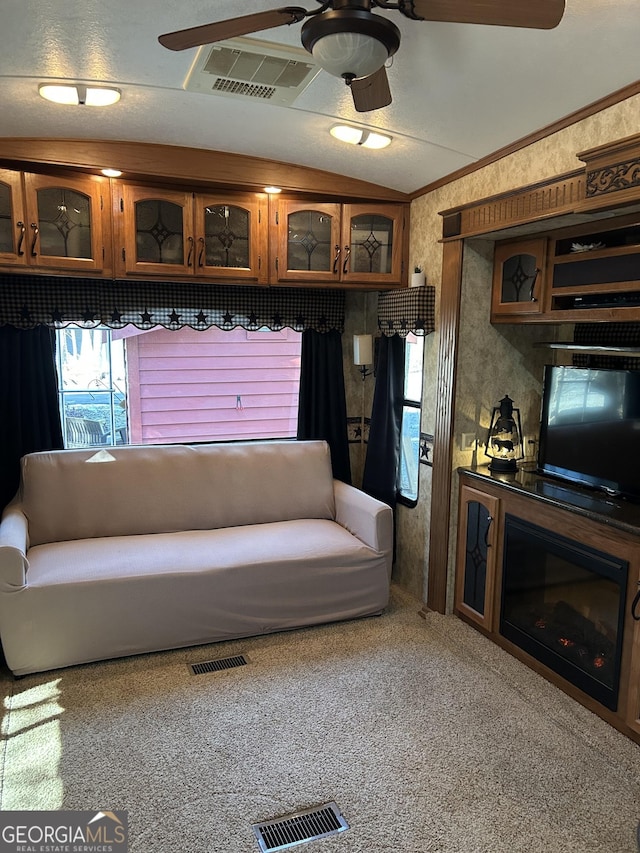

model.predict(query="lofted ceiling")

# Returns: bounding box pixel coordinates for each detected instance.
[0,1,639,196]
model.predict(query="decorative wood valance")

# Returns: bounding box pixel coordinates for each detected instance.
[0,274,345,334]
[376,285,436,337]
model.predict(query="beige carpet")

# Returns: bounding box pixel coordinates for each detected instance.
[1,585,639,853]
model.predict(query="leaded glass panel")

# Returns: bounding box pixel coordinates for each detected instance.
[36,187,92,259]
[287,210,333,272]
[204,204,250,268]
[135,199,184,264]
[350,214,393,274]
[0,183,14,254]
[501,253,538,303]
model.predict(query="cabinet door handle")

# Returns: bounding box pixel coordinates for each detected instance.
[530,268,540,302]
[186,235,194,267]
[632,586,640,621]
[342,245,351,275]
[484,515,493,548]
[30,223,39,257]
[197,236,205,267]
[16,221,25,256]
[332,244,341,273]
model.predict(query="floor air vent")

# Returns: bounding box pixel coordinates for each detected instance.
[189,654,248,675]
[252,802,348,852]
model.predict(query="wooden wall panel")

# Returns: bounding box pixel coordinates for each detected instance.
[426,239,464,613]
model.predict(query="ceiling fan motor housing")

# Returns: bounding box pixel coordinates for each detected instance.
[301,8,401,80]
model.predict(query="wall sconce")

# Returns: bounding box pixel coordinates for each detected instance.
[353,334,374,380]
[484,395,524,472]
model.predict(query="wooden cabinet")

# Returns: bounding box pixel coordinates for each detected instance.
[0,169,111,274]
[626,579,640,736]
[454,484,500,630]
[491,238,546,319]
[114,184,269,283]
[455,470,640,744]
[270,197,407,288]
[491,214,640,323]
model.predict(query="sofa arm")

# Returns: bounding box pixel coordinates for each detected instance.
[0,503,29,590]
[333,480,393,576]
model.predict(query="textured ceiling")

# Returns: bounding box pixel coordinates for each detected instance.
[0,0,639,194]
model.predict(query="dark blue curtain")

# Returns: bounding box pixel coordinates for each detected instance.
[0,326,63,512]
[362,333,405,508]
[297,329,351,484]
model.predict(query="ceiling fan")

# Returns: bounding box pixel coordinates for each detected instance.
[159,0,565,113]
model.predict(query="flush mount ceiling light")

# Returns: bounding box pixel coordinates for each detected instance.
[101,168,123,178]
[38,84,121,107]
[301,9,400,81]
[330,124,392,149]
[264,186,282,194]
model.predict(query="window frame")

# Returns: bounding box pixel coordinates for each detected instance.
[397,333,425,508]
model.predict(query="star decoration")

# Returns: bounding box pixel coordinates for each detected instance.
[111,308,123,323]
[20,305,32,321]
[140,310,153,325]
[196,310,208,325]
[222,311,234,325]
[168,309,181,325]
[51,309,64,324]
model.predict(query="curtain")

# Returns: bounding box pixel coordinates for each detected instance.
[297,329,351,484]
[0,326,64,512]
[362,334,405,508]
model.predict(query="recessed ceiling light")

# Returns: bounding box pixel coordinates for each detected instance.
[39,84,121,107]
[101,168,122,178]
[264,186,282,194]
[330,124,392,149]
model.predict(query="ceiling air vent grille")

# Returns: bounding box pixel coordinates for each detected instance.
[184,37,321,107]
[212,79,277,100]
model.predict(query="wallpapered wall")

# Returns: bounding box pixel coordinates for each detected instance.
[397,92,640,605]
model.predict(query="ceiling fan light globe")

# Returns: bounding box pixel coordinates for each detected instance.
[312,32,389,79]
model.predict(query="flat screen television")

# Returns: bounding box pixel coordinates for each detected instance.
[537,365,640,502]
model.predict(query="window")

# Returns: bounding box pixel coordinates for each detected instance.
[398,333,424,506]
[56,326,302,449]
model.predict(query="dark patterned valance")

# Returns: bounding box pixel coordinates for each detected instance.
[0,275,345,334]
[376,285,436,337]
[572,321,640,369]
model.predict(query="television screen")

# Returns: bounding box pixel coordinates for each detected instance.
[537,365,640,502]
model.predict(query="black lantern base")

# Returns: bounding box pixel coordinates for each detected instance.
[488,457,518,473]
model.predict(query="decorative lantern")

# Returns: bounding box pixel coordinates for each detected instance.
[485,395,524,472]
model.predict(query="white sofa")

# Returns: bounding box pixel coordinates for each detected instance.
[0,440,393,675]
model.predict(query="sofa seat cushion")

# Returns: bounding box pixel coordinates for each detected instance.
[5,519,389,674]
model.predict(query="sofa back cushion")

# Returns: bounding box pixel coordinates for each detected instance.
[22,440,336,546]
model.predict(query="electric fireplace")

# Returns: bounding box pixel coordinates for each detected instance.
[500,514,628,710]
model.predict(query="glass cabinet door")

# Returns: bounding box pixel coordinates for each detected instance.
[117,185,193,277]
[271,200,341,282]
[492,238,546,317]
[341,203,404,285]
[454,484,500,630]
[36,187,92,260]
[0,170,26,264]
[194,193,268,283]
[22,173,106,272]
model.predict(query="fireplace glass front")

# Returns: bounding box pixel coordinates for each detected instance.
[500,514,628,710]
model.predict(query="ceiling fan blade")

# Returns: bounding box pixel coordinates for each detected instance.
[350,67,392,113]
[401,0,565,29]
[158,7,308,51]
